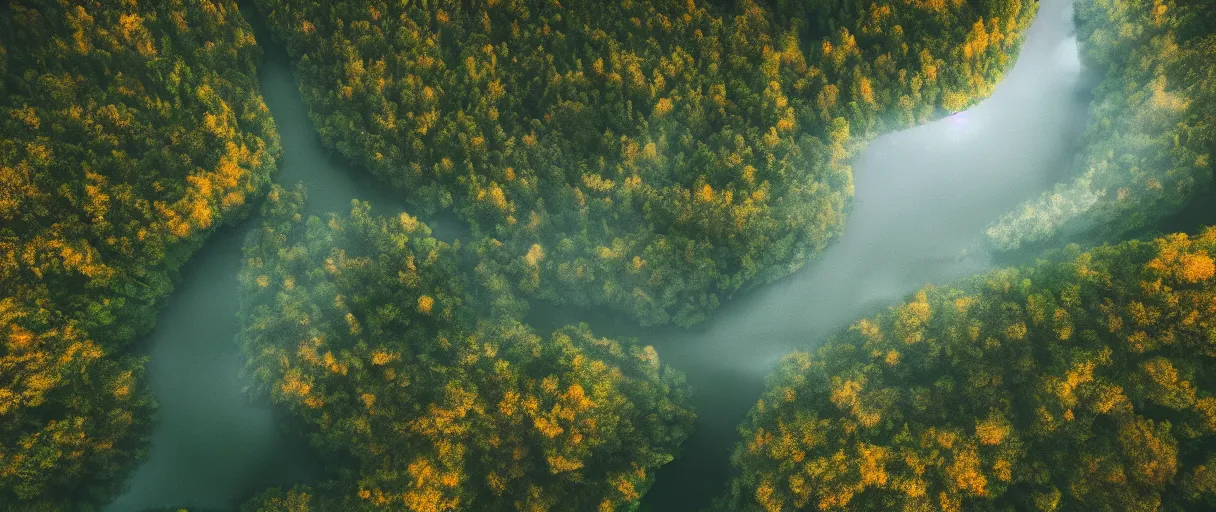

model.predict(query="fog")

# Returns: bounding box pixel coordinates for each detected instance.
[110,0,1092,509]
[632,0,1094,507]
[106,5,420,510]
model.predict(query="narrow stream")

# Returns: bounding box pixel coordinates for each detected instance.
[106,5,453,510]
[111,0,1091,510]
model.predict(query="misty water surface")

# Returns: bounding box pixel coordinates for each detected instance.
[106,6,438,510]
[628,0,1093,507]
[111,0,1090,509]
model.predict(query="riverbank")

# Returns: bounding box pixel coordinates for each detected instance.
[111,0,1098,509]
[106,3,463,509]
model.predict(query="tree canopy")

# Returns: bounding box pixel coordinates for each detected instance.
[252,0,1035,326]
[9,1,1178,509]
[722,229,1216,511]
[0,0,277,509]
[986,0,1216,251]
[237,185,694,510]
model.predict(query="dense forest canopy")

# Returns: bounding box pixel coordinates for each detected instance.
[8,0,1216,510]
[985,0,1216,251]
[0,0,277,509]
[721,2,1216,507]
[236,186,694,511]
[722,230,1216,511]
[252,0,1036,326]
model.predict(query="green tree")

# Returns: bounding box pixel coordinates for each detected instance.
[0,1,279,508]
[721,229,1216,511]
[986,0,1216,252]
[237,185,694,511]
[253,0,1034,327]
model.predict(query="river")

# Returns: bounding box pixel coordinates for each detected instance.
[630,0,1094,507]
[110,0,1090,510]
[105,5,445,510]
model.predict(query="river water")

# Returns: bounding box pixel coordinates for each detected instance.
[631,0,1093,507]
[106,5,432,510]
[110,0,1090,509]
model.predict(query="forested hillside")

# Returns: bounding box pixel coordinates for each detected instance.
[236,186,694,510]
[986,0,1216,251]
[722,230,1216,511]
[252,0,1036,326]
[0,0,278,509]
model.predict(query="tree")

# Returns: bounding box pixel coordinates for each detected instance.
[721,229,1216,510]
[986,0,1216,252]
[237,185,694,510]
[253,0,1035,327]
[0,1,278,508]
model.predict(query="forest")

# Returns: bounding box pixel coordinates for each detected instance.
[2,0,1216,511]
[0,1,277,509]
[235,186,693,510]
[721,1,1216,509]
[985,0,1216,251]
[721,230,1216,510]
[253,0,1036,326]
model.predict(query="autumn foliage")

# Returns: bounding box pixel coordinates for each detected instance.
[722,229,1216,511]
[237,186,693,511]
[0,0,277,509]
[252,0,1035,326]
[986,0,1216,251]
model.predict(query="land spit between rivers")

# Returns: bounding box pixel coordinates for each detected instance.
[108,1,1142,510]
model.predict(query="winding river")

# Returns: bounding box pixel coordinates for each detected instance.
[636,0,1093,507]
[111,0,1093,509]
[106,5,437,510]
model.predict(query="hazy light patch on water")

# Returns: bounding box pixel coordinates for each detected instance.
[640,0,1093,509]
[944,111,982,144]
[1056,36,1083,75]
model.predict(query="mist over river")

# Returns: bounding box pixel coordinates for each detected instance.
[106,5,442,509]
[110,0,1091,509]
[595,0,1094,508]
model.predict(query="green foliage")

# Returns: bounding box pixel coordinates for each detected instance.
[986,0,1216,251]
[237,185,694,510]
[722,229,1216,510]
[140,507,226,512]
[0,0,278,508]
[241,485,319,512]
[252,0,1034,326]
